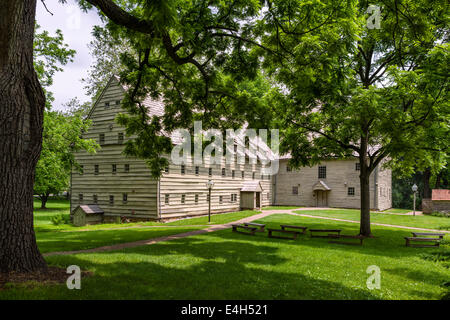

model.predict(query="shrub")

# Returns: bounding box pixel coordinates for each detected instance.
[431,211,450,218]
[50,214,70,226]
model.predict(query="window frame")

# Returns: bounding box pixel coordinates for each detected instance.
[318,166,327,179]
[164,194,169,205]
[348,187,355,196]
[118,132,124,144]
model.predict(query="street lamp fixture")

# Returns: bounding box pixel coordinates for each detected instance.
[206,179,214,223]
[412,184,418,216]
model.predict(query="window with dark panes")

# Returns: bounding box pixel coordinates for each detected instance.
[318,166,326,179]
[348,187,355,196]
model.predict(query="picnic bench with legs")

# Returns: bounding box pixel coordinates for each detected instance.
[280,225,307,234]
[412,232,445,239]
[267,228,301,240]
[243,222,266,232]
[405,232,446,248]
[328,234,365,246]
[309,229,342,238]
[232,224,257,235]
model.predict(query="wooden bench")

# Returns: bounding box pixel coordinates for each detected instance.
[267,228,301,240]
[232,224,257,235]
[405,232,445,247]
[280,224,307,234]
[405,237,442,248]
[328,234,365,246]
[309,229,341,238]
[243,222,266,232]
[412,232,446,239]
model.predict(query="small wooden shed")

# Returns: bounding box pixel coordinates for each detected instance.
[72,204,104,227]
[240,181,263,210]
[422,189,450,215]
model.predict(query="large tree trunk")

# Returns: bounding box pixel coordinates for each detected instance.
[359,166,372,237]
[0,1,47,273]
[422,167,432,199]
[435,171,442,189]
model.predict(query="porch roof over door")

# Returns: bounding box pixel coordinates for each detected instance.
[241,180,263,192]
[312,180,331,191]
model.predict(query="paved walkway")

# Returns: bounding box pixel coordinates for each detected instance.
[43,211,273,257]
[44,207,448,257]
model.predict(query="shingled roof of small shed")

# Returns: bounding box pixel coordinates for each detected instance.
[77,204,104,215]
[432,189,450,201]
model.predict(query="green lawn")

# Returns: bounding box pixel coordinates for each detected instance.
[33,199,71,227]
[163,210,258,226]
[33,199,258,232]
[4,200,446,299]
[294,209,450,230]
[3,206,448,299]
[36,226,205,254]
[262,206,303,210]
[384,208,413,214]
[33,199,205,253]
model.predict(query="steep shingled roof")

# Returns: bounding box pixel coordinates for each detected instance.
[432,189,450,201]
[77,204,104,215]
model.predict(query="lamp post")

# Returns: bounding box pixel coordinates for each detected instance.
[412,183,418,216]
[206,179,214,223]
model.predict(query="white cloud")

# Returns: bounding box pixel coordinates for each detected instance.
[36,0,103,110]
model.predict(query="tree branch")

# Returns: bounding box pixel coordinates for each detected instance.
[85,0,155,35]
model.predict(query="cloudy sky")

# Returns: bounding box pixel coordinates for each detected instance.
[36,0,103,110]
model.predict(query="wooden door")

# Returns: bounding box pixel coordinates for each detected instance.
[316,191,328,207]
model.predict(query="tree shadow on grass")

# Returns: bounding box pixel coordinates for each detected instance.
[383,266,450,290]
[35,227,204,254]
[25,239,385,300]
